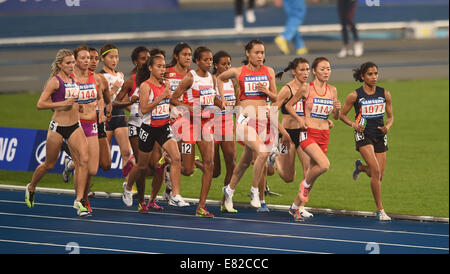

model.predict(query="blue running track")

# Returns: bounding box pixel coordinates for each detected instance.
[0,190,448,254]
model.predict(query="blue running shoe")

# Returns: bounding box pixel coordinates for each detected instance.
[257,203,270,213]
[353,160,363,181]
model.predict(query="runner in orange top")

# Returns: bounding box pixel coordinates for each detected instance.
[218,39,291,213]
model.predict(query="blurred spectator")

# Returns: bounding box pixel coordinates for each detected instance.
[235,0,256,33]
[274,0,308,55]
[337,0,363,57]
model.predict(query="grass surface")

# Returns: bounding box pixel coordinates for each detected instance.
[0,78,448,217]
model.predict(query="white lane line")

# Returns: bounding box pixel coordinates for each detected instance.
[0,212,447,252]
[0,238,157,254]
[0,199,447,238]
[0,225,325,254]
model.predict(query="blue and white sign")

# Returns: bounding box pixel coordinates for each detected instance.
[0,126,124,178]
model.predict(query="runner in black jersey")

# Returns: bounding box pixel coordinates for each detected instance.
[340,62,394,221]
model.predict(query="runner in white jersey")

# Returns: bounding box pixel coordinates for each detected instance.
[171,46,226,218]
[99,44,135,185]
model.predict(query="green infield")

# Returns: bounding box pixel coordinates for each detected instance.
[0,78,448,217]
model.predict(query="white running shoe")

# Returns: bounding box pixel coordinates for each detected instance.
[250,190,261,208]
[222,186,234,212]
[73,200,90,217]
[122,182,133,207]
[377,209,391,221]
[337,47,348,58]
[354,41,364,57]
[169,194,190,207]
[246,9,256,23]
[299,206,314,218]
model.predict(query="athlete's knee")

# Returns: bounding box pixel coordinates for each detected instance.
[256,151,270,161]
[319,159,330,174]
[182,166,195,176]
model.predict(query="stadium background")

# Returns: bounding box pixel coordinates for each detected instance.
[0,0,448,220]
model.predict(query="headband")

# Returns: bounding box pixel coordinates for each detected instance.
[101,48,118,56]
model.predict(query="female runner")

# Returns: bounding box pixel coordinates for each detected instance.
[284,57,341,221]
[218,39,290,212]
[339,62,393,221]
[273,57,314,219]
[25,49,90,217]
[171,46,225,217]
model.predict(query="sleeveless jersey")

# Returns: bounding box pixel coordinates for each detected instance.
[128,74,141,126]
[51,75,79,103]
[281,85,304,116]
[304,82,334,120]
[183,70,216,111]
[100,70,125,118]
[238,65,270,101]
[141,81,170,127]
[217,79,236,116]
[71,71,97,104]
[166,66,189,94]
[354,86,386,136]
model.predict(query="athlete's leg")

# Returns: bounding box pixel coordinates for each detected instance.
[196,140,214,209]
[359,145,383,211]
[67,128,89,202]
[114,127,133,170]
[29,131,63,191]
[213,143,222,178]
[276,140,296,182]
[162,139,181,196]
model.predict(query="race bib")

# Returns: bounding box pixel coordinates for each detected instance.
[293,99,304,116]
[169,78,181,93]
[360,98,385,119]
[237,114,249,125]
[151,98,170,120]
[279,143,288,154]
[64,82,79,99]
[244,75,269,97]
[77,83,97,104]
[181,142,192,154]
[310,98,333,119]
[355,131,365,142]
[299,131,308,142]
[199,86,216,107]
[49,120,58,132]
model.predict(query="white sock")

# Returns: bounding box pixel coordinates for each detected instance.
[251,187,259,194]
[226,185,235,196]
[260,200,266,204]
[302,180,311,188]
[291,203,299,210]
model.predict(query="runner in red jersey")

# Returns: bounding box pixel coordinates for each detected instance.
[162,43,196,201]
[123,55,186,212]
[171,46,225,217]
[218,39,291,213]
[286,57,341,213]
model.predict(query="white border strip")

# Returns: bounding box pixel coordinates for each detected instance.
[0,20,447,46]
[1,184,448,223]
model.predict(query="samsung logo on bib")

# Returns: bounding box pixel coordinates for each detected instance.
[0,137,18,162]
